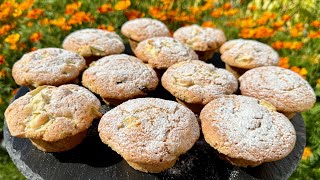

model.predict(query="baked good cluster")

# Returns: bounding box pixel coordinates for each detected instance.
[5,18,316,173]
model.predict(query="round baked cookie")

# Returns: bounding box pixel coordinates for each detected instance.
[173,24,226,61]
[162,60,238,112]
[121,18,170,53]
[220,39,279,78]
[62,28,125,57]
[12,48,86,88]
[82,54,159,105]
[239,66,316,115]
[98,98,200,173]
[4,84,102,152]
[135,37,198,69]
[200,95,296,167]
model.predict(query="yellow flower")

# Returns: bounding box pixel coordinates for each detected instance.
[114,0,131,11]
[13,8,22,17]
[302,147,312,160]
[5,33,20,44]
[299,68,308,76]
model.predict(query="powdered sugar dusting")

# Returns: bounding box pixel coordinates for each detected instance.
[62,29,125,57]
[121,18,170,42]
[12,48,86,86]
[82,54,158,100]
[173,25,226,51]
[239,66,316,112]
[162,60,238,104]
[200,95,296,163]
[135,37,199,69]
[98,98,200,163]
[220,39,279,69]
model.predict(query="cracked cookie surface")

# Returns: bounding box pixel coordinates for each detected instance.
[121,18,170,42]
[135,37,198,69]
[173,24,226,51]
[12,48,86,87]
[5,84,102,142]
[220,39,279,69]
[162,60,238,105]
[98,98,200,172]
[62,28,125,57]
[239,66,316,112]
[200,95,296,167]
[82,54,159,102]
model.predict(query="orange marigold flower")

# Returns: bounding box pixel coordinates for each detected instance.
[295,23,304,31]
[240,18,256,28]
[0,55,5,65]
[224,8,239,16]
[27,8,44,19]
[290,28,301,37]
[0,69,7,78]
[262,12,276,20]
[31,47,37,51]
[302,147,313,160]
[223,3,232,10]
[13,8,22,17]
[68,11,93,25]
[290,66,301,74]
[272,20,284,28]
[98,4,112,14]
[248,4,257,11]
[253,26,274,38]
[11,88,19,95]
[50,17,72,30]
[290,41,303,50]
[40,18,49,25]
[272,41,283,50]
[65,1,82,15]
[18,0,35,11]
[200,0,214,11]
[5,33,20,44]
[308,31,320,38]
[125,10,144,20]
[211,8,223,18]
[149,7,167,21]
[202,21,216,28]
[282,14,291,21]
[114,0,131,11]
[0,1,13,20]
[30,32,42,42]
[239,28,254,39]
[310,20,320,28]
[256,17,268,25]
[27,22,33,27]
[278,57,289,68]
[0,24,11,35]
[98,24,115,32]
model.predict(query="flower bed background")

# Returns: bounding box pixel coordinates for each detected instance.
[0,0,319,179]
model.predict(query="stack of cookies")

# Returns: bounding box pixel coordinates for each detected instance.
[5,18,316,174]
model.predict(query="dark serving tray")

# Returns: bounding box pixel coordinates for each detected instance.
[4,45,306,180]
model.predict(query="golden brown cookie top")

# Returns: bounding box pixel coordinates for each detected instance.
[135,37,199,69]
[239,66,316,112]
[162,60,238,105]
[220,39,279,69]
[62,28,125,57]
[173,24,226,51]
[200,95,296,166]
[82,54,158,101]
[121,18,170,42]
[98,98,200,164]
[12,48,86,87]
[5,84,102,142]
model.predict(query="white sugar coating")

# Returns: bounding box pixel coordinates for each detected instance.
[62,28,125,57]
[135,37,199,69]
[82,54,158,100]
[173,24,226,51]
[220,39,279,69]
[239,66,316,112]
[162,60,238,105]
[98,98,200,164]
[200,95,296,163]
[5,84,101,142]
[12,48,86,87]
[121,18,170,42]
